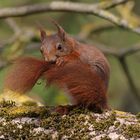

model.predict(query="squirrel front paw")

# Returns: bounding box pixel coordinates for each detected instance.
[56,57,68,66]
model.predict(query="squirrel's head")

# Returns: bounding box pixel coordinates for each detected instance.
[39,21,75,62]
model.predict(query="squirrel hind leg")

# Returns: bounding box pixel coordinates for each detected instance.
[54,103,109,115]
[86,104,103,113]
[54,104,79,115]
[86,101,110,113]
[54,105,73,115]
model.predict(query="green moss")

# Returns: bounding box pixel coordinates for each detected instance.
[122,124,140,138]
[136,112,140,123]
[0,108,8,117]
[0,103,51,119]
[114,121,120,128]
[136,112,140,119]
[0,100,16,117]
[39,108,94,139]
[0,100,138,139]
[69,106,90,115]
[22,100,38,106]
[93,111,116,131]
[8,106,50,118]
[0,100,15,108]
[39,110,116,139]
[0,121,54,139]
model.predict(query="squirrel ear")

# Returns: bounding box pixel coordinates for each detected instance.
[36,22,47,43]
[56,24,66,42]
[40,29,47,43]
[51,19,67,42]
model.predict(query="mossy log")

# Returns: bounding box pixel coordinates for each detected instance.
[0,100,140,140]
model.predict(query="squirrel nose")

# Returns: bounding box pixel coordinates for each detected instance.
[45,55,57,63]
[49,60,56,64]
[49,56,57,63]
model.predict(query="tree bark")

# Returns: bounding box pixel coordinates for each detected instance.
[0,100,139,140]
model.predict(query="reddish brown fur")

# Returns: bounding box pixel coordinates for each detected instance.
[4,21,110,113]
[4,56,108,111]
[44,58,108,111]
[4,57,50,93]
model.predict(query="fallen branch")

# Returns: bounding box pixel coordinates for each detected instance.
[0,101,139,139]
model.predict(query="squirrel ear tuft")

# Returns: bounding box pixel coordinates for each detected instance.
[40,29,47,43]
[35,22,47,43]
[50,19,67,42]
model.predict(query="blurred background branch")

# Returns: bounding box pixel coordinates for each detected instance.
[0,0,130,18]
[1,0,140,35]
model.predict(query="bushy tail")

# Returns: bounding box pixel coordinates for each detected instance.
[4,57,50,93]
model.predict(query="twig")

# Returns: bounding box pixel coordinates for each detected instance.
[118,57,140,103]
[5,18,21,34]
[97,43,140,57]
[91,24,115,34]
[118,44,140,57]
[77,37,140,57]
[0,19,21,48]
[98,0,131,9]
[0,60,9,71]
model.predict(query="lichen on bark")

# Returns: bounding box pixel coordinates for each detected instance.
[0,100,140,140]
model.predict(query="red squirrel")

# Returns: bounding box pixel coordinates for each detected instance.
[4,21,110,114]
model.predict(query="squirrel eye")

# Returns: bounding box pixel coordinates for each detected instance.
[56,43,63,50]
